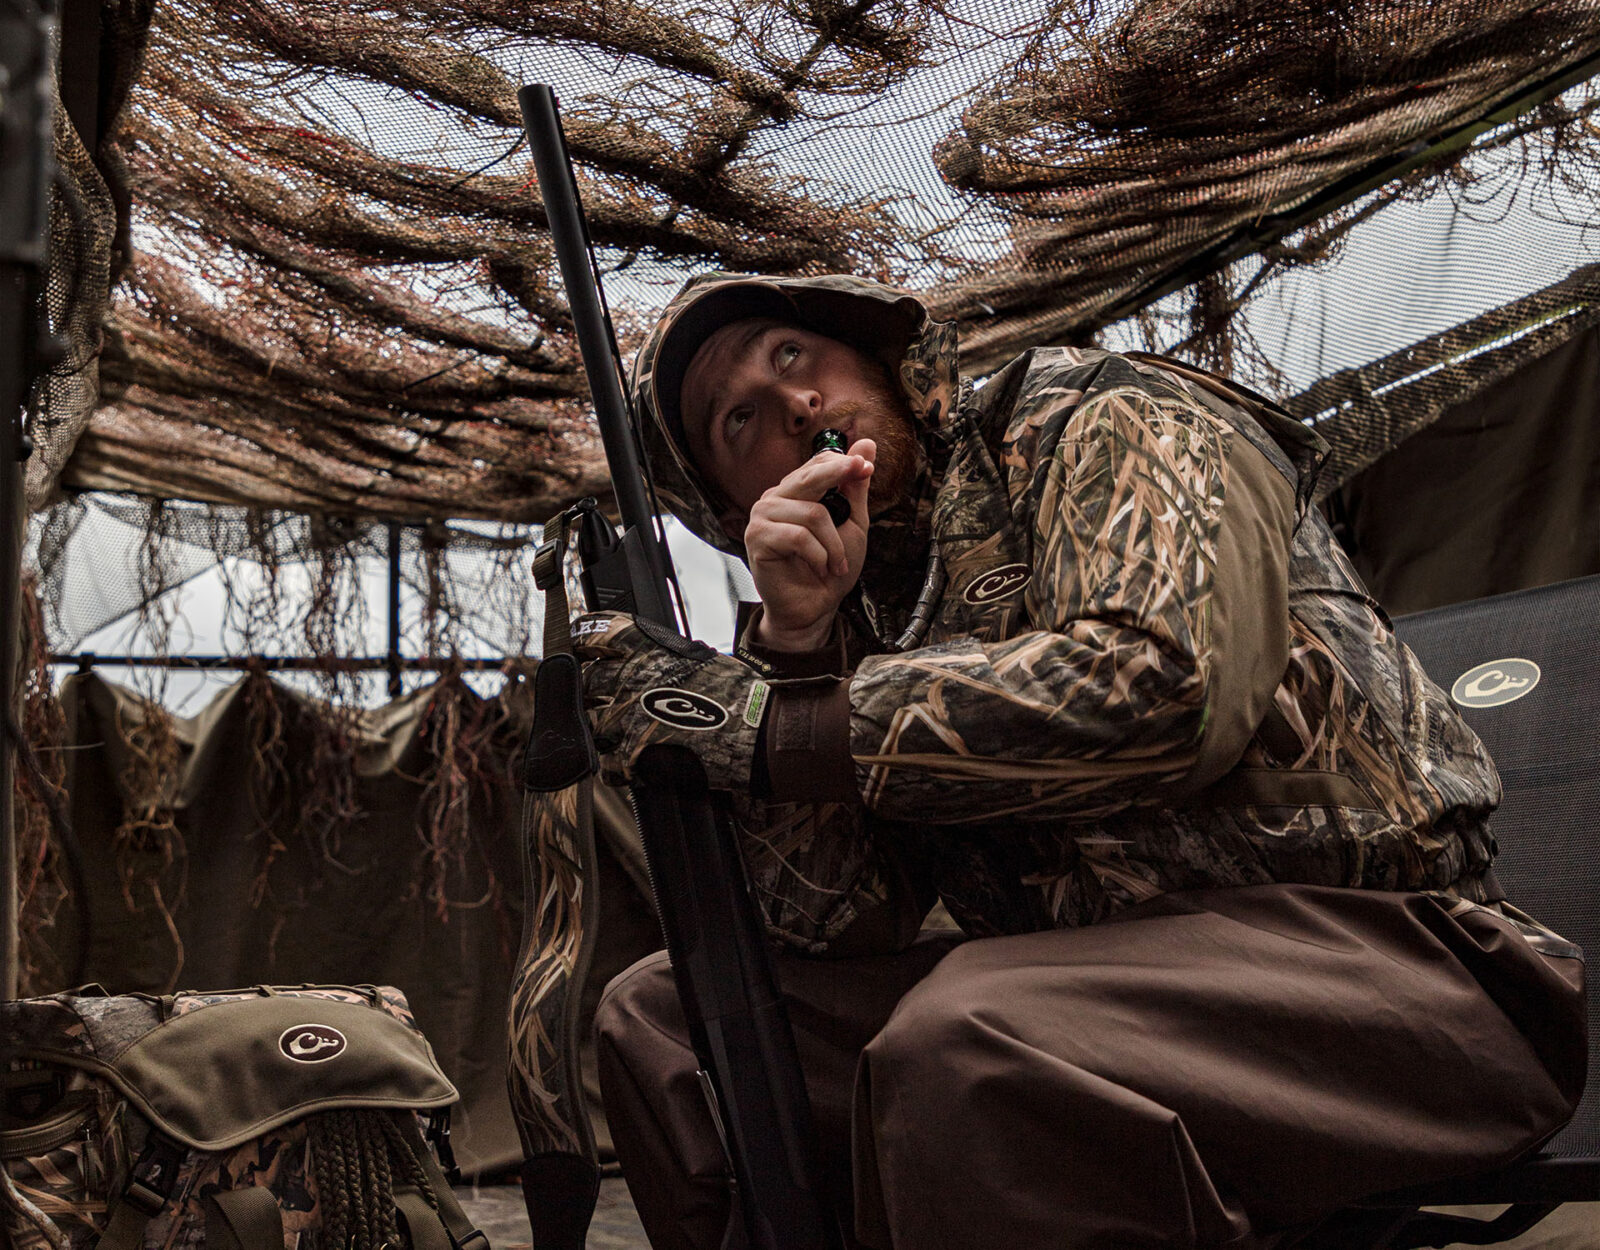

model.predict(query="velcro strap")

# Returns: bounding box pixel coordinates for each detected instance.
[635,613,715,659]
[205,1186,284,1250]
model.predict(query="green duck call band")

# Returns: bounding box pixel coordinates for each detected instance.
[813,428,852,526]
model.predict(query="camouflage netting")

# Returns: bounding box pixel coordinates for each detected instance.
[29,0,1600,525]
[19,0,1597,663]
[33,500,547,661]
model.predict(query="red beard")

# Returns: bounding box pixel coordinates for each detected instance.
[831,372,921,516]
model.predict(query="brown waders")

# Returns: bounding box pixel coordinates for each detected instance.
[595,885,1586,1250]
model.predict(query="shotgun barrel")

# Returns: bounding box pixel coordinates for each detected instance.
[516,83,843,1250]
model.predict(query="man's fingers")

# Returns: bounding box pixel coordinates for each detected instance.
[752,505,851,576]
[842,437,877,524]
[739,438,875,631]
[751,497,849,574]
[772,450,874,501]
[749,515,837,581]
[762,446,874,553]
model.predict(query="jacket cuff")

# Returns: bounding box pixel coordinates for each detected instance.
[760,680,858,804]
[734,603,850,680]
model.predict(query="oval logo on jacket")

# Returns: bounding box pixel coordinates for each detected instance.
[963,564,1031,606]
[1451,659,1541,709]
[642,688,728,730]
[279,1024,347,1063]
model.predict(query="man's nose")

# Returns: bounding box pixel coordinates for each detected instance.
[781,386,822,434]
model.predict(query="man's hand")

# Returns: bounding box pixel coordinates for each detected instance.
[745,438,875,652]
[576,611,769,790]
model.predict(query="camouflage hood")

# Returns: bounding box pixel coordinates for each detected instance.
[629,272,961,562]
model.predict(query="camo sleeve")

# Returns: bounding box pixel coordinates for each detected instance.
[851,354,1296,824]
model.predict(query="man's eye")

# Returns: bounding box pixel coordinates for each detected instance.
[775,343,800,370]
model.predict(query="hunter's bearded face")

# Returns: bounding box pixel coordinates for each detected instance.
[679,317,919,538]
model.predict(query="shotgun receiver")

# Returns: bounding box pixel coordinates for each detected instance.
[514,84,843,1250]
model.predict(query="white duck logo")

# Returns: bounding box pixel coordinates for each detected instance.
[963,564,1031,606]
[279,1025,347,1063]
[1451,659,1542,709]
[641,688,728,730]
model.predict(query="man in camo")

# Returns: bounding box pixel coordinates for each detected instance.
[579,273,1586,1250]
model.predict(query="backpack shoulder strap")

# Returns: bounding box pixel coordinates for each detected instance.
[97,1132,187,1250]
[392,1111,489,1250]
[205,1186,285,1250]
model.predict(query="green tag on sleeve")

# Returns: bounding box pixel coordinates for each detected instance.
[743,681,771,728]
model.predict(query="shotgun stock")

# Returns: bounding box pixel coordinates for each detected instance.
[516,83,843,1250]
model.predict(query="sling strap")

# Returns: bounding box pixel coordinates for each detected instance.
[97,1197,156,1250]
[516,507,605,1250]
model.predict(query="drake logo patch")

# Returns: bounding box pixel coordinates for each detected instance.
[963,564,1031,605]
[280,1025,347,1063]
[642,688,728,730]
[1451,659,1541,709]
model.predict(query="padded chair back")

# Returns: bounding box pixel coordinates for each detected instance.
[1394,574,1600,1161]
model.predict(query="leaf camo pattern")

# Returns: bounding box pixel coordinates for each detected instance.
[856,362,1230,825]
[629,274,1501,939]
[507,785,593,1158]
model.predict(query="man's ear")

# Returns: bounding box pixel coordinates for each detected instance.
[717,506,748,544]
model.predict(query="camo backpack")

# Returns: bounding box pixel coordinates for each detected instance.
[0,984,488,1250]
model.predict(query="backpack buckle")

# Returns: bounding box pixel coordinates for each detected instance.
[123,1133,184,1216]
[425,1110,461,1187]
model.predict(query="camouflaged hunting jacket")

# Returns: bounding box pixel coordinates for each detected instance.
[630,274,1502,951]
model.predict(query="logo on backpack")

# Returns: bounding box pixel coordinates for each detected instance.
[279,1024,348,1062]
[1451,658,1541,709]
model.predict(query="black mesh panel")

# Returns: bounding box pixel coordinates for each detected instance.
[1394,574,1600,1161]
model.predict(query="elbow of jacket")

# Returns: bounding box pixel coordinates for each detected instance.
[1116,660,1211,773]
[1166,661,1260,798]
[1174,697,1214,771]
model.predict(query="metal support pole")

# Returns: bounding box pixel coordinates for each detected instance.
[0,0,60,1003]
[387,521,403,699]
[50,653,517,672]
[0,269,27,1002]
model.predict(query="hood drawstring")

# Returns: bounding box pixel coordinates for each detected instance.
[895,542,946,652]
[844,541,946,654]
